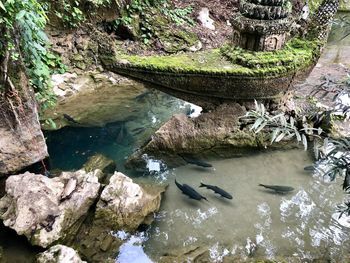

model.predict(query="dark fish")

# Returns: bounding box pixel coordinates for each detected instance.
[259,184,294,193]
[304,165,315,171]
[199,182,233,199]
[180,155,212,168]
[63,114,79,124]
[343,170,350,191]
[175,179,208,201]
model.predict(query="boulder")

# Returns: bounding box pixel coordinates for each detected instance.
[83,153,117,183]
[126,103,293,168]
[0,69,48,176]
[36,245,86,263]
[94,172,166,231]
[0,170,101,248]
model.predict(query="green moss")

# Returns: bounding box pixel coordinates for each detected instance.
[339,0,350,11]
[308,0,324,13]
[105,38,321,78]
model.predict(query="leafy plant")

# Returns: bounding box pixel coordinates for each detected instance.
[241,100,322,150]
[53,0,85,28]
[160,5,195,26]
[0,0,64,110]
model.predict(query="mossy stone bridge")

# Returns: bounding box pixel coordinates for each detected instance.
[101,0,339,107]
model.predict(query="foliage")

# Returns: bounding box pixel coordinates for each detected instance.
[241,100,322,150]
[160,4,195,26]
[0,0,65,109]
[243,95,350,218]
[53,0,85,28]
[313,137,350,217]
[112,0,194,44]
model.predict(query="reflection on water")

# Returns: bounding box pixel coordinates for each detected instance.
[45,90,192,172]
[132,149,350,262]
[116,231,153,263]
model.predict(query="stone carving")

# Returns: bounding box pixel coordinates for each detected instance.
[231,0,293,51]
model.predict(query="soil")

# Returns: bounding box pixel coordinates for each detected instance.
[116,0,238,55]
[172,0,238,49]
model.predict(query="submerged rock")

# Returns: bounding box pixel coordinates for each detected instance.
[83,153,117,183]
[42,71,150,130]
[36,245,86,263]
[94,172,166,231]
[0,170,101,248]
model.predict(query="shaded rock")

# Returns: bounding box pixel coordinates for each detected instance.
[0,170,101,248]
[36,245,86,263]
[94,172,166,231]
[0,67,48,176]
[74,223,123,263]
[83,153,116,183]
[159,245,210,263]
[0,246,2,262]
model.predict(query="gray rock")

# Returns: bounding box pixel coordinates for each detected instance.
[94,172,165,231]
[0,170,101,248]
[0,75,48,176]
[36,245,86,263]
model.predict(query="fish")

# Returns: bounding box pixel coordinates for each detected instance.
[180,155,212,168]
[303,165,315,171]
[343,170,350,191]
[259,184,294,193]
[175,179,208,201]
[63,114,79,124]
[199,182,233,199]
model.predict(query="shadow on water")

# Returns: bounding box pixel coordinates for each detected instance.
[0,221,43,263]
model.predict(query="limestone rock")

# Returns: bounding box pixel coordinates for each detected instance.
[94,172,165,231]
[0,69,48,176]
[0,170,101,248]
[36,245,86,263]
[126,102,299,168]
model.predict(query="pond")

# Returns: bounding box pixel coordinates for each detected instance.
[1,12,350,263]
[42,89,350,262]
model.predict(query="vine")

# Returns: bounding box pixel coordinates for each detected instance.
[0,0,65,110]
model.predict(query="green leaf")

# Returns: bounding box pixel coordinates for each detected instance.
[302,134,308,151]
[0,1,6,11]
[16,10,26,20]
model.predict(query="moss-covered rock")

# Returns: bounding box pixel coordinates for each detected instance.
[83,154,116,183]
[125,103,298,169]
[102,38,321,105]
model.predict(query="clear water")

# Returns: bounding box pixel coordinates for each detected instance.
[133,149,350,262]
[44,90,194,173]
[2,13,350,263]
